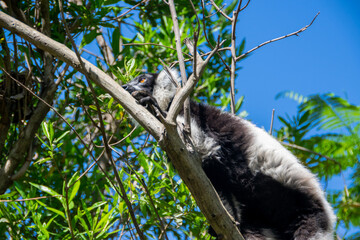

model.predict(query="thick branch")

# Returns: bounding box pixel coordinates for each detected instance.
[96,28,115,65]
[0,75,57,193]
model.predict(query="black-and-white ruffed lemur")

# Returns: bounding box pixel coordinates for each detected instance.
[122,69,336,240]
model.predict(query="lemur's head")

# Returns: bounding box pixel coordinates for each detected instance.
[122,73,158,95]
[122,69,180,111]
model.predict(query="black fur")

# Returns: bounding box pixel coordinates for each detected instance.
[122,71,334,240]
[189,102,330,239]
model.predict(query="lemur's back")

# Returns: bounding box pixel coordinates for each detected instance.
[184,100,334,239]
[123,69,335,240]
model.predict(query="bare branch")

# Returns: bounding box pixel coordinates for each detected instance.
[0,195,62,203]
[200,0,231,72]
[269,109,275,135]
[158,58,181,88]
[208,0,232,21]
[239,0,251,12]
[187,0,201,79]
[167,38,225,126]
[114,0,150,20]
[229,0,244,114]
[123,42,193,58]
[280,141,341,167]
[95,28,115,65]
[168,0,191,132]
[11,143,33,180]
[184,38,204,70]
[237,12,320,61]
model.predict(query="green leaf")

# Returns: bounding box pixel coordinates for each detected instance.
[87,201,107,212]
[36,200,65,219]
[111,28,120,55]
[67,172,81,203]
[95,207,115,231]
[54,130,70,143]
[41,121,51,142]
[30,182,61,197]
[237,39,246,56]
[34,157,52,165]
[80,30,99,49]
[48,121,54,142]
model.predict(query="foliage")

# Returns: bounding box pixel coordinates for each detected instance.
[276,92,360,238]
[0,0,359,240]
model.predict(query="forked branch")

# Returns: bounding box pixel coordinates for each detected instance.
[237,12,320,61]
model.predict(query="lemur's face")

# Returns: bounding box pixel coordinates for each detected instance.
[122,73,158,94]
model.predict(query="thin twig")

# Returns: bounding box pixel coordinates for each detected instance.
[200,0,231,72]
[81,47,105,61]
[229,0,243,114]
[208,0,232,21]
[236,12,320,61]
[158,58,180,88]
[269,109,275,135]
[78,96,101,131]
[168,0,191,132]
[187,0,201,79]
[205,4,226,19]
[280,141,341,167]
[166,38,225,123]
[239,0,251,12]
[110,126,137,146]
[123,43,192,58]
[123,157,169,240]
[141,178,169,240]
[0,195,62,202]
[64,186,75,240]
[114,0,150,20]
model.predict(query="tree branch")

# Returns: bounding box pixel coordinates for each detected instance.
[236,12,320,61]
[168,0,191,133]
[166,39,224,123]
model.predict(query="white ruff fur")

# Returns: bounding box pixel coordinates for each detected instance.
[176,115,221,160]
[307,231,334,240]
[153,69,179,111]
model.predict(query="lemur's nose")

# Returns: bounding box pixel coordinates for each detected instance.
[122,84,128,90]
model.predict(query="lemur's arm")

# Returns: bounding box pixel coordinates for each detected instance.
[131,90,167,118]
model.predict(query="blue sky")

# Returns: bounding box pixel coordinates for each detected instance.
[235,0,360,129]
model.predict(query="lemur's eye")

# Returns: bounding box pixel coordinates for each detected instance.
[139,78,146,83]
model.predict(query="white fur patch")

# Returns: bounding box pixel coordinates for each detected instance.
[261,229,277,240]
[153,69,180,111]
[307,231,334,240]
[176,115,220,160]
[242,120,336,231]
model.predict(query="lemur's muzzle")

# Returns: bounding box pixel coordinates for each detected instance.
[122,84,136,94]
